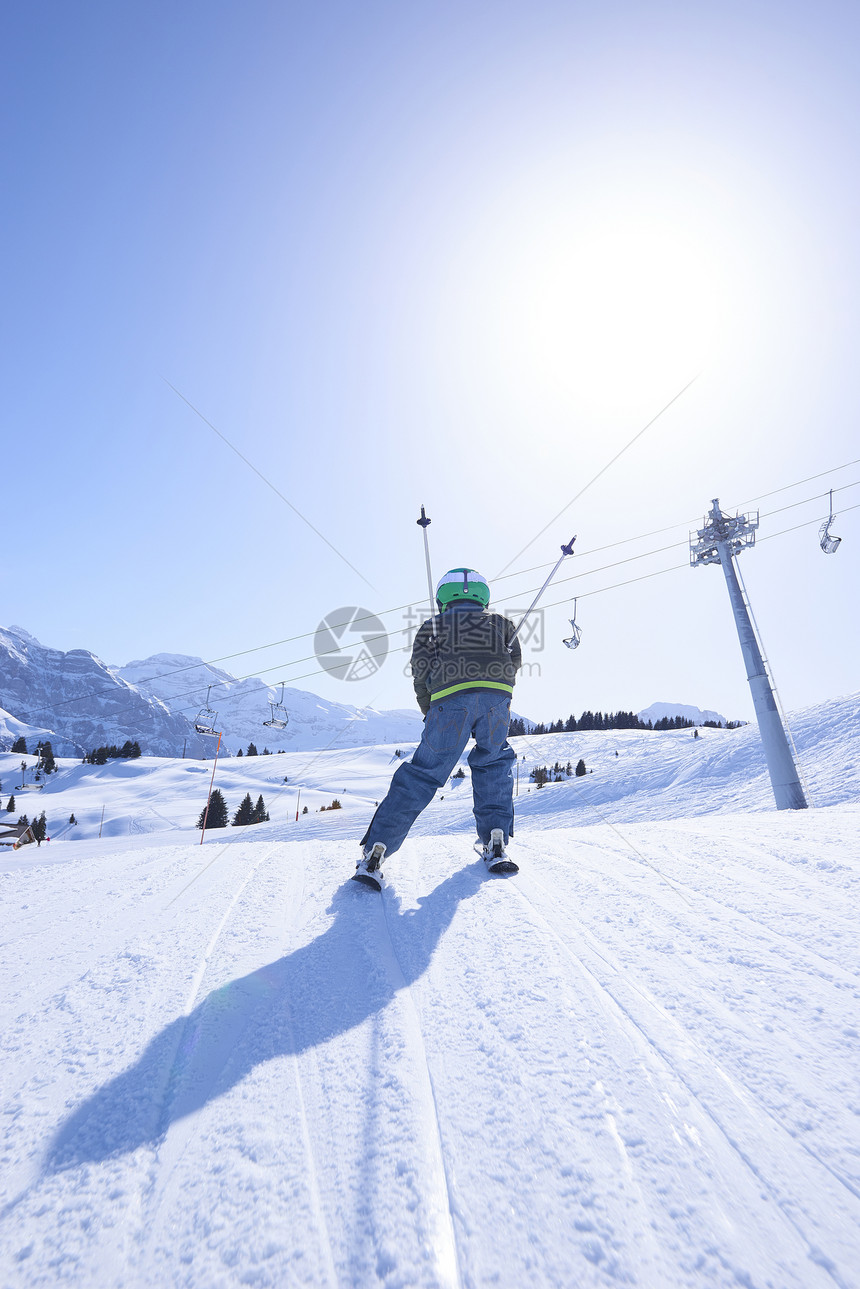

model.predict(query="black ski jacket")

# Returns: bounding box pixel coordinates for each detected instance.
[410,604,522,715]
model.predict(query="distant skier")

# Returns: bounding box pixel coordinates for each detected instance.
[354,568,522,888]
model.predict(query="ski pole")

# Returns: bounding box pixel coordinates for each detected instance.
[507,536,577,648]
[416,505,438,640]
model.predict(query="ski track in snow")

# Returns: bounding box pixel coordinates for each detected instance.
[1,714,860,1288]
[512,858,858,1287]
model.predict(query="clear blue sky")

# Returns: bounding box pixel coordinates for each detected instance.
[2,0,858,725]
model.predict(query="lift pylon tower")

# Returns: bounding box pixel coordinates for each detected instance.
[690,499,807,811]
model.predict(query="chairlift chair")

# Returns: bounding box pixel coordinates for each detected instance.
[563,599,583,650]
[263,682,290,730]
[819,489,842,554]
[194,685,219,735]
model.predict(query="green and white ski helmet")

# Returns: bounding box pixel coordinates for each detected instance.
[435,568,490,610]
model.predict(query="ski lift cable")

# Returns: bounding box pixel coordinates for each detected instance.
[164,378,377,592]
[110,471,860,712]
[44,481,859,718]
[492,459,860,587]
[494,478,860,595]
[157,497,860,715]
[58,467,860,708]
[218,502,860,699]
[498,481,859,604]
[495,374,702,577]
[497,453,860,580]
[47,484,859,724]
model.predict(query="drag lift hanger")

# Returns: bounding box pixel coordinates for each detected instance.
[194,685,219,735]
[263,682,290,730]
[563,599,582,650]
[819,489,842,554]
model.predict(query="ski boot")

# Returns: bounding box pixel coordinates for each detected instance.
[353,842,386,891]
[479,829,519,876]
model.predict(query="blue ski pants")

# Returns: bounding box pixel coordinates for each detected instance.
[360,690,516,859]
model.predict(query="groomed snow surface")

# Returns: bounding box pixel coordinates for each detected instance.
[2,696,859,1288]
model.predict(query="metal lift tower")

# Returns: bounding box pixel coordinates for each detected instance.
[690,499,807,811]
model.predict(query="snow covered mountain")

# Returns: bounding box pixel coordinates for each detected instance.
[116,653,424,755]
[0,626,211,758]
[0,625,424,758]
[638,699,730,726]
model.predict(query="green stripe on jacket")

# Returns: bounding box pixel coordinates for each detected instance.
[429,680,514,703]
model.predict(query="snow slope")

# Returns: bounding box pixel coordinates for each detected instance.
[6,690,856,845]
[1,694,859,1288]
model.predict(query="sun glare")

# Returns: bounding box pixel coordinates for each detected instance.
[560,224,729,387]
[440,205,738,424]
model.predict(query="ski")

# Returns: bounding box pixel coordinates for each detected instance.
[485,857,519,876]
[351,870,383,891]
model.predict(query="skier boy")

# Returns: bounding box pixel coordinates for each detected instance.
[354,568,522,888]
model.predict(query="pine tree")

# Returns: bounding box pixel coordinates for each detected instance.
[232,793,254,826]
[198,788,228,829]
[11,737,27,754]
[6,795,15,812]
[251,794,269,823]
[32,812,47,842]
[38,742,56,775]
[246,743,259,757]
[575,759,587,777]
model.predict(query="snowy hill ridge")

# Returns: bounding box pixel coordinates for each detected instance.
[3,690,857,845]
[638,700,729,726]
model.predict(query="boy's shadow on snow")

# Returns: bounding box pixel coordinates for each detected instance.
[46,862,488,1174]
